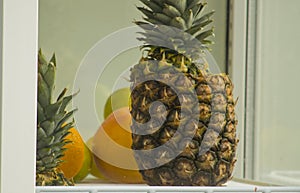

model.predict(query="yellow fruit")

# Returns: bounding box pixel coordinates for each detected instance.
[86,137,107,180]
[58,128,85,179]
[93,107,144,184]
[73,144,92,183]
[103,87,130,119]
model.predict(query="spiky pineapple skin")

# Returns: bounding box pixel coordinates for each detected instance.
[36,50,76,186]
[129,0,238,186]
[36,169,74,186]
[130,48,237,186]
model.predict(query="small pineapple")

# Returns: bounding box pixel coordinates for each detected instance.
[36,50,77,186]
[130,0,238,186]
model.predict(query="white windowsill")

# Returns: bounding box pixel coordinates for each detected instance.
[35,178,300,193]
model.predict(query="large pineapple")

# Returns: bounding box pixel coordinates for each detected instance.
[130,0,238,186]
[36,50,77,186]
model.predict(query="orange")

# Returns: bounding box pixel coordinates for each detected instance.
[58,127,85,179]
[92,107,144,183]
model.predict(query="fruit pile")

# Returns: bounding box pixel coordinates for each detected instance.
[58,127,107,183]
[36,51,144,185]
[92,88,144,184]
[62,88,144,184]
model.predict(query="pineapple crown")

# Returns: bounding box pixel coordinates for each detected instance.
[136,0,215,58]
[36,49,77,173]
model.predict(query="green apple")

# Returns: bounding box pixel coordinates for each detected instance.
[103,87,130,119]
[74,138,107,182]
[73,144,92,183]
[86,137,107,180]
[90,154,107,180]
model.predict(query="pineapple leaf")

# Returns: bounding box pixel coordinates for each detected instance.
[156,25,179,37]
[53,129,69,143]
[170,17,187,30]
[183,9,193,28]
[56,109,77,131]
[53,112,66,125]
[59,122,74,133]
[137,30,169,42]
[37,127,47,140]
[59,90,79,114]
[36,160,44,170]
[194,10,215,26]
[200,39,214,45]
[53,153,64,161]
[43,63,56,93]
[57,88,67,102]
[166,0,186,14]
[50,142,65,152]
[189,4,202,16]
[194,2,208,20]
[186,19,213,35]
[42,155,55,165]
[37,102,46,124]
[163,4,181,18]
[152,0,164,7]
[38,49,46,62]
[38,147,52,157]
[38,50,48,75]
[45,100,63,120]
[135,21,155,30]
[46,147,65,164]
[38,74,50,107]
[144,17,164,25]
[50,53,56,67]
[137,7,154,19]
[63,138,72,145]
[196,28,214,42]
[137,37,147,42]
[153,13,172,24]
[58,95,72,113]
[40,120,56,136]
[37,136,55,149]
[44,163,59,170]
[140,0,162,12]
[187,0,202,10]
[145,36,173,48]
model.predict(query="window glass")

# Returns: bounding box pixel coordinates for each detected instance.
[38,0,228,139]
[255,0,300,185]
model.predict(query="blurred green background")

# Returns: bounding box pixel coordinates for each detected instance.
[39,0,228,137]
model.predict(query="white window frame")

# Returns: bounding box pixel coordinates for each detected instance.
[1,0,299,192]
[0,0,38,192]
[229,0,248,179]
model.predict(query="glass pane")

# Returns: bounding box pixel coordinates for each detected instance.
[256,0,300,185]
[38,0,230,185]
[39,0,229,139]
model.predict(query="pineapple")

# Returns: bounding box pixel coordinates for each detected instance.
[130,0,238,186]
[36,50,77,186]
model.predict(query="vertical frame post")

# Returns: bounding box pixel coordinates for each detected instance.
[0,0,38,192]
[230,0,260,180]
[244,0,258,180]
[228,0,248,179]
